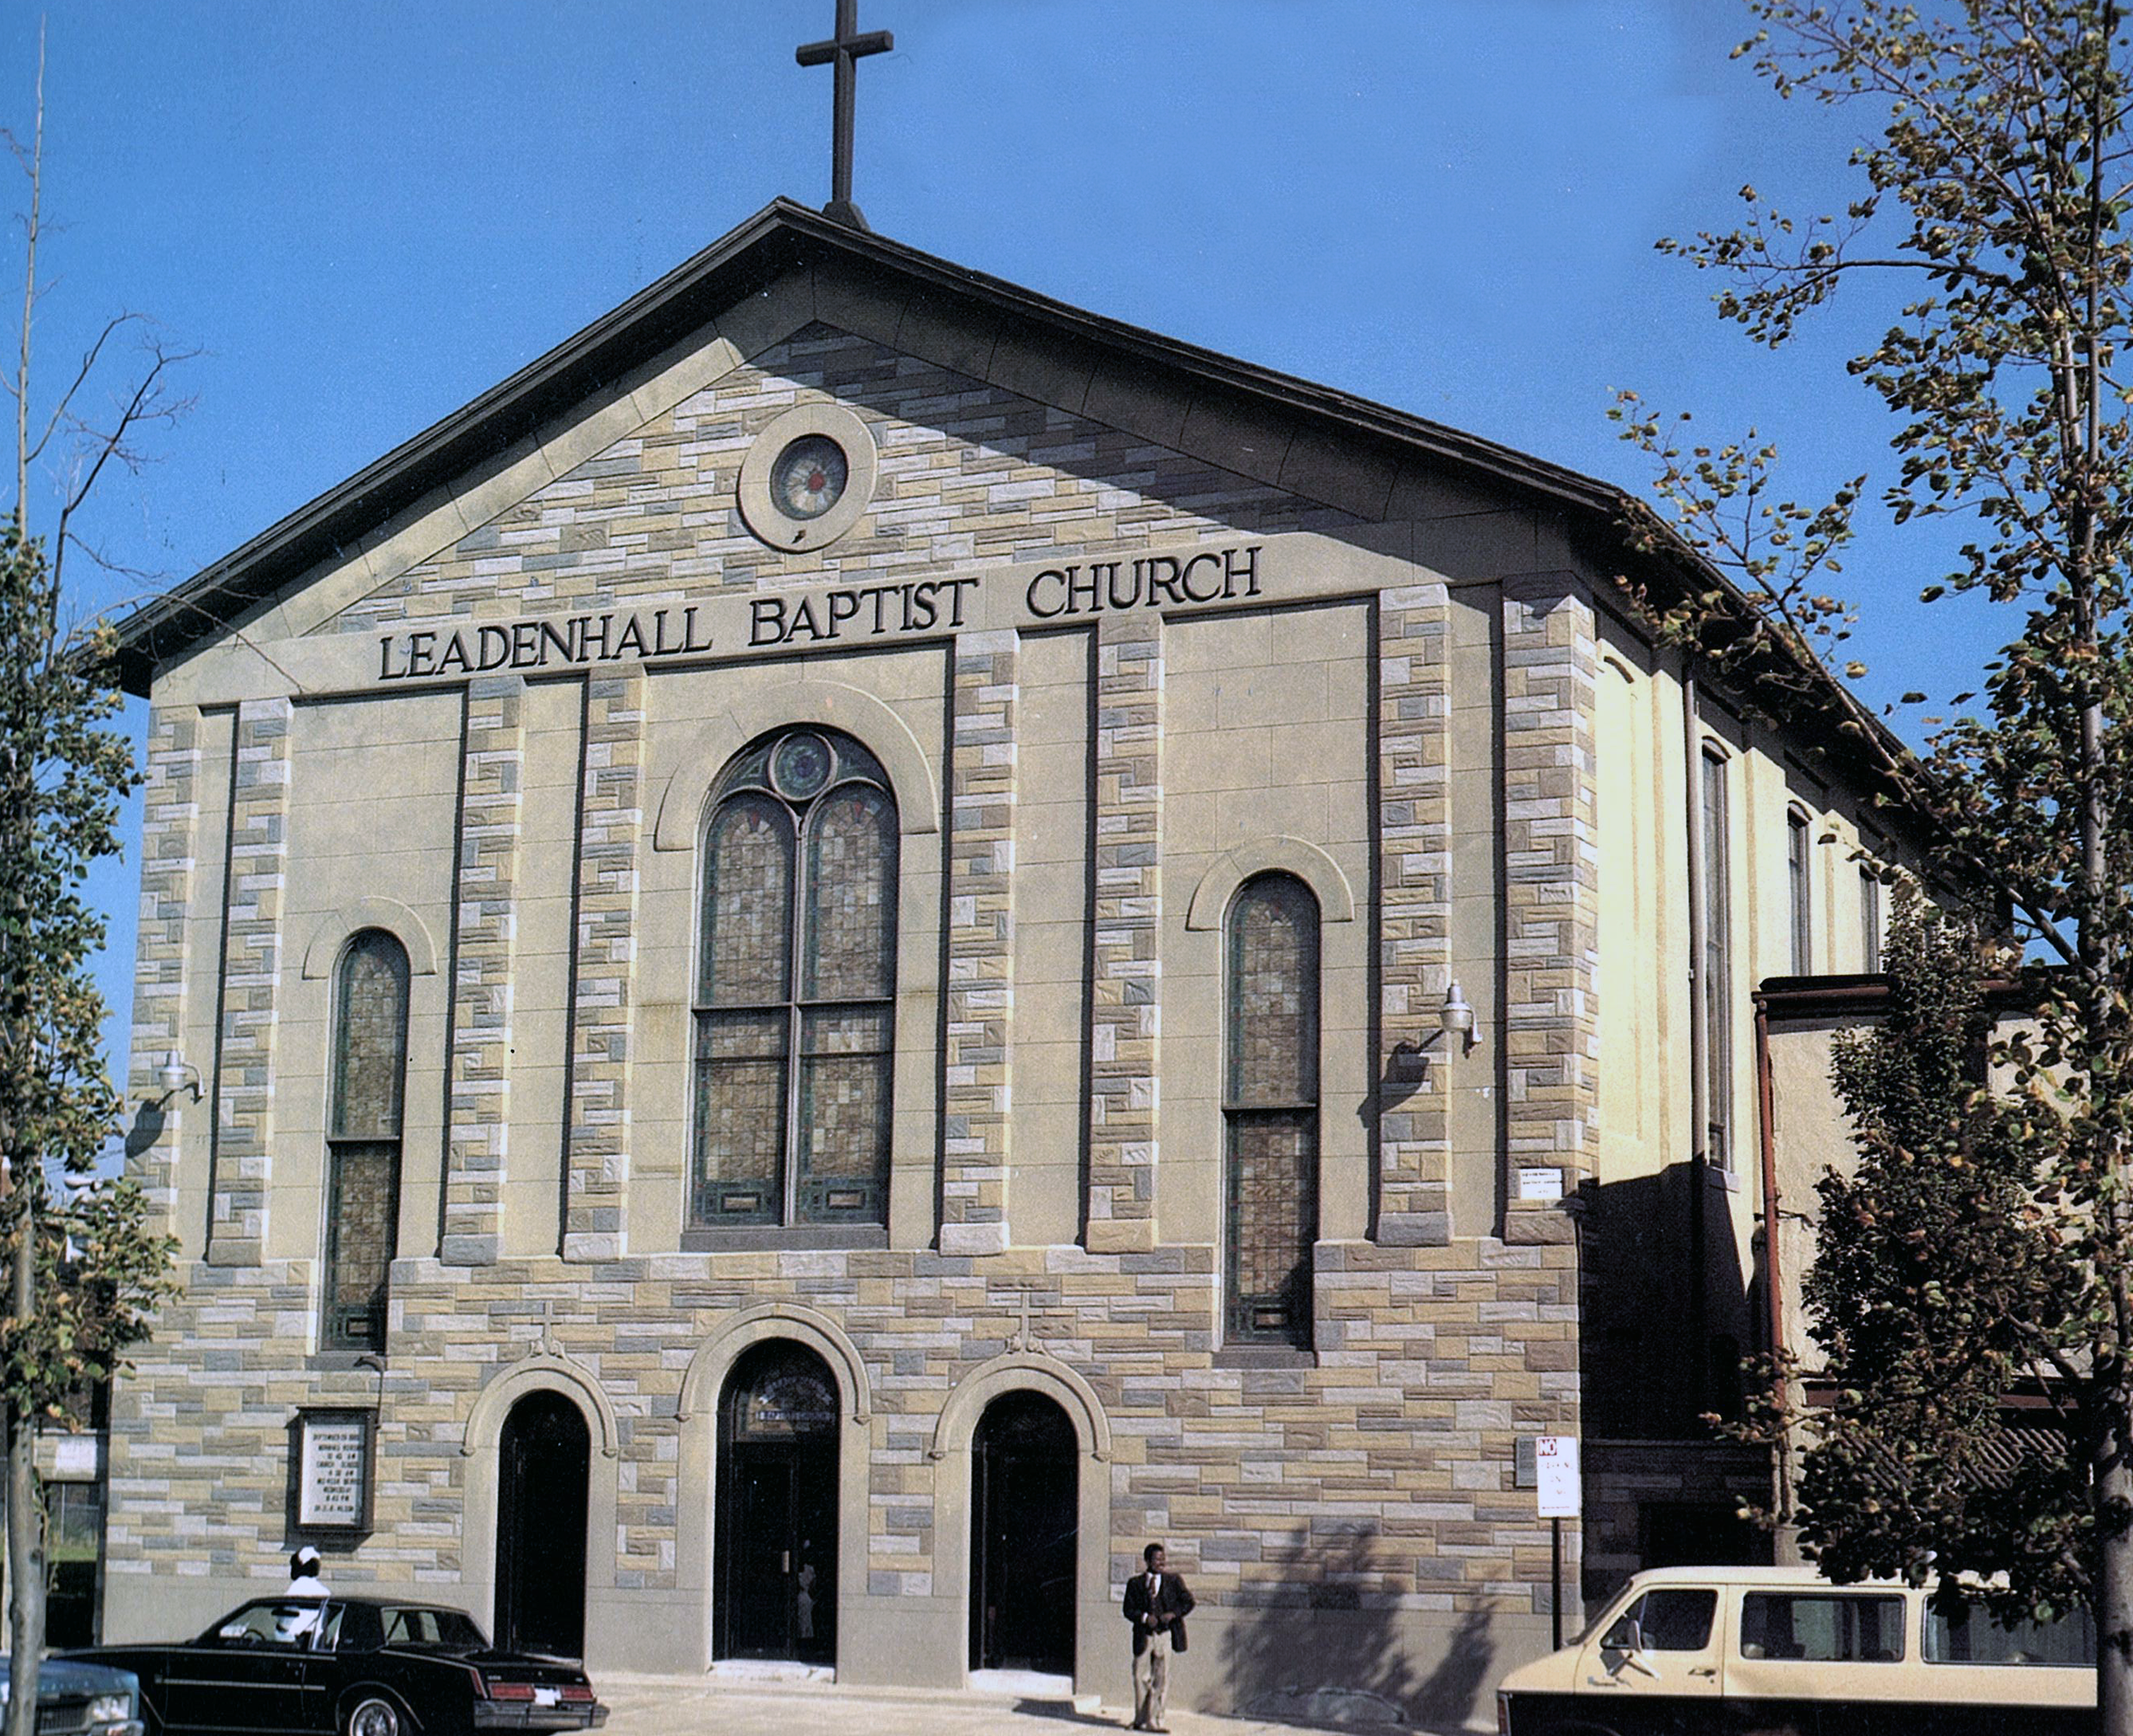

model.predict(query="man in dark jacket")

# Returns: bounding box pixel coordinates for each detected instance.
[1122,1541,1194,1732]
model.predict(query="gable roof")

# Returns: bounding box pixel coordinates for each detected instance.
[113,198,1626,692]
[108,196,1921,838]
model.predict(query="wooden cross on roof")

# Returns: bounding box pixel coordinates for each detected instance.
[796,0,893,231]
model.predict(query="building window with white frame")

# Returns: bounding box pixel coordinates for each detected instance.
[324,929,409,1351]
[1224,872,1320,1350]
[1700,748,1733,1169]
[1861,862,1884,973]
[692,729,897,1232]
[1787,806,1813,976]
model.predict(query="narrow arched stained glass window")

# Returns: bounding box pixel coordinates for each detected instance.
[1224,873,1320,1349]
[694,729,897,1230]
[324,928,409,1351]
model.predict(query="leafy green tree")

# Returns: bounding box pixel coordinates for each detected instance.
[1625,0,2133,1723]
[0,40,179,1734]
[1789,897,2090,1611]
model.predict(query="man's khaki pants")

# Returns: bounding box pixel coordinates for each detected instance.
[1133,1629,1173,1729]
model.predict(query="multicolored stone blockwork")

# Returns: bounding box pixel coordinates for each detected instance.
[108,270,1842,1727]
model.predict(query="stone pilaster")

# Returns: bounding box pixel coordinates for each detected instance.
[206,696,294,1267]
[563,669,645,1262]
[1375,584,1453,1244]
[1499,577,1601,1243]
[1084,613,1160,1252]
[127,702,204,1228]
[939,631,1018,1256]
[441,676,526,1264]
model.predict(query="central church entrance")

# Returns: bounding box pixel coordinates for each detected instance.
[714,1342,840,1664]
[969,1391,1077,1675]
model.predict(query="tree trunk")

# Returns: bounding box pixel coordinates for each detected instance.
[4,1216,40,1736]
[2101,1398,2133,1736]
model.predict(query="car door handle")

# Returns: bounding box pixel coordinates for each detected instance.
[1688,1667,1717,1678]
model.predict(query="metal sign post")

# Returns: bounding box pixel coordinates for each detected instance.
[1534,1435,1581,1650]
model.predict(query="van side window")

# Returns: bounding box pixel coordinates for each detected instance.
[1925,1600,2096,1666]
[1741,1593,1906,1662]
[1606,1588,1717,1651]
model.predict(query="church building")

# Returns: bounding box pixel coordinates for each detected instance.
[102,193,1923,1724]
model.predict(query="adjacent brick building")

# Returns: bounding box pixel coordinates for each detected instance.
[104,201,1919,1724]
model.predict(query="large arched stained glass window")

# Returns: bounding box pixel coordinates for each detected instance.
[325,929,410,1351]
[1224,873,1320,1349]
[694,729,897,1230]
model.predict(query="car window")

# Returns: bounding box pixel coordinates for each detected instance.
[212,1603,326,1651]
[1740,1593,1907,1663]
[380,1605,485,1649]
[334,1603,385,1652]
[1603,1588,1718,1652]
[1925,1600,2095,1666]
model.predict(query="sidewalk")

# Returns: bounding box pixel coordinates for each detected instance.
[595,1670,1477,1736]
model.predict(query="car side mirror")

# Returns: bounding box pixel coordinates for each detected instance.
[1603,1617,1646,1654]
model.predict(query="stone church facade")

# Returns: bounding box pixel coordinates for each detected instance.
[103,201,1916,1723]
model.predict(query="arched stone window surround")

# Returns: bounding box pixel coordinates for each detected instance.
[298,897,439,979]
[927,1353,1109,1464]
[677,1304,874,1425]
[463,1353,621,1461]
[675,1308,873,1674]
[1184,836,1353,931]
[651,680,939,851]
[927,1354,1113,1692]
[456,1355,621,1646]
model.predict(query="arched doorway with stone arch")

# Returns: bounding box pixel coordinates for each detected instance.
[494,1391,591,1658]
[713,1339,842,1665]
[969,1390,1078,1675]
[459,1355,619,1666]
[932,1354,1114,1692]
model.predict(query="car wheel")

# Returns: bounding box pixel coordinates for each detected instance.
[344,1695,401,1736]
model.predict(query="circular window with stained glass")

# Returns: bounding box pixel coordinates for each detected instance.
[770,436,848,522]
[770,732,834,802]
[738,404,878,553]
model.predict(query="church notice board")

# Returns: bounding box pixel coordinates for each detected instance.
[289,1408,374,1536]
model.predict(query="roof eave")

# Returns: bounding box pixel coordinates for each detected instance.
[112,199,1626,694]
[108,200,1938,862]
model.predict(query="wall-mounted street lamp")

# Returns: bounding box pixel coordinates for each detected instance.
[155,1050,203,1106]
[1389,983,1482,1084]
[1436,981,1478,1054]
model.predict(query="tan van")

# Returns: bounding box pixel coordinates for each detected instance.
[1494,1565,2093,1734]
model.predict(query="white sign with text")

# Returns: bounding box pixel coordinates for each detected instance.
[1535,1434,1581,1518]
[299,1415,368,1529]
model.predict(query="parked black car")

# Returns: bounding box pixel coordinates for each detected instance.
[63,1597,606,1736]
[0,1656,143,1736]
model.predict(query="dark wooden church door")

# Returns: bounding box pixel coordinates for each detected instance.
[969,1391,1077,1674]
[714,1342,840,1663]
[494,1391,590,1658]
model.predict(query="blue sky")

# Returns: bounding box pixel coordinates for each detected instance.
[0,1,1993,1083]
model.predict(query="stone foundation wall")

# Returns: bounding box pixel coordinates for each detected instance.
[108,1235,1576,1724]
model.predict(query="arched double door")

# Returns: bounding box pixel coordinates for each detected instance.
[713,1341,840,1663]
